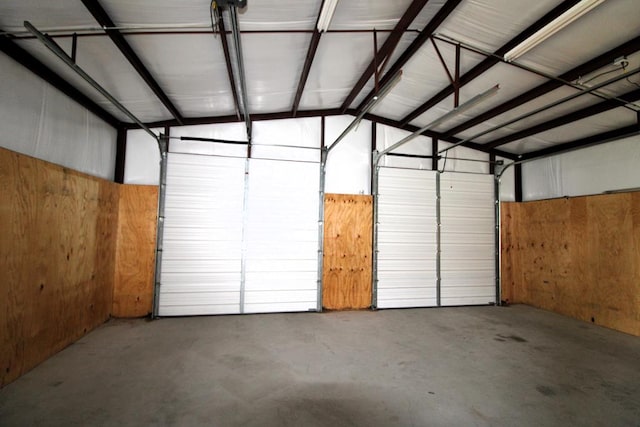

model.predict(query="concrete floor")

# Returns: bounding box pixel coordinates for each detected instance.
[1,305,639,426]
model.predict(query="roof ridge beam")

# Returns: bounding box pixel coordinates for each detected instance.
[81,0,184,125]
[353,0,464,114]
[339,0,431,113]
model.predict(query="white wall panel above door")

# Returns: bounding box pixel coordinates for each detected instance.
[376,167,437,308]
[440,172,495,306]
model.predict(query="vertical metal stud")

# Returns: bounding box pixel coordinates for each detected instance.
[494,174,502,306]
[514,163,523,202]
[317,148,327,312]
[152,133,169,318]
[114,126,127,184]
[436,172,442,307]
[371,153,381,309]
[240,158,250,314]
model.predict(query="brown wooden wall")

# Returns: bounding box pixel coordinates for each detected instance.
[323,194,373,310]
[112,185,158,318]
[501,193,640,336]
[0,147,119,387]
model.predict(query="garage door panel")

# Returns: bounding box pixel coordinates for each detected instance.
[440,173,496,306]
[440,243,494,260]
[376,167,437,308]
[244,159,320,313]
[246,241,318,259]
[159,287,240,316]
[161,259,240,272]
[162,242,242,259]
[244,272,318,290]
[161,273,240,285]
[159,302,240,316]
[376,273,438,287]
[244,301,317,314]
[159,153,321,316]
[377,242,435,259]
[158,154,246,316]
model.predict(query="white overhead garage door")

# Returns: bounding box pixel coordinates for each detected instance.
[158,153,320,316]
[375,168,496,308]
[376,167,438,308]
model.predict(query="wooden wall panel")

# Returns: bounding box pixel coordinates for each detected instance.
[501,193,640,336]
[323,194,373,310]
[112,185,158,318]
[0,147,119,387]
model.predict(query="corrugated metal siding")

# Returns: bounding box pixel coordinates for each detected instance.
[377,167,438,308]
[440,173,495,306]
[244,159,320,313]
[158,153,246,316]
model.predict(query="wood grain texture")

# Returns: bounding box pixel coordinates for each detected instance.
[501,193,640,336]
[0,147,119,387]
[112,185,158,318]
[323,194,373,310]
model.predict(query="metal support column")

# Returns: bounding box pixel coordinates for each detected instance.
[239,158,250,314]
[152,133,169,318]
[115,127,127,183]
[317,148,327,312]
[371,153,380,309]
[494,173,502,306]
[514,164,523,202]
[436,172,442,306]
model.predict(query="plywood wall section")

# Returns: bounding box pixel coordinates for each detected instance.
[323,194,373,310]
[112,185,158,318]
[501,193,640,336]
[0,147,119,387]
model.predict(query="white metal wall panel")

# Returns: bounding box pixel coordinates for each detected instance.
[244,159,320,313]
[377,167,437,308]
[158,153,246,316]
[440,173,495,306]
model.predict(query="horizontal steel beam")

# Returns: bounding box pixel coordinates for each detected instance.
[521,124,640,161]
[400,0,583,126]
[292,30,321,116]
[126,108,345,129]
[442,35,640,138]
[355,0,464,113]
[81,0,184,124]
[25,21,157,139]
[340,0,430,113]
[486,88,640,148]
[357,110,518,160]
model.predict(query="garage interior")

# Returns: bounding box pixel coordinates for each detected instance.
[1,0,639,425]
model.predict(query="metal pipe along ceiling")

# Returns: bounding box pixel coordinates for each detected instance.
[229,5,252,143]
[374,84,500,161]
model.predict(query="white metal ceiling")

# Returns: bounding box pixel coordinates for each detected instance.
[1,0,638,156]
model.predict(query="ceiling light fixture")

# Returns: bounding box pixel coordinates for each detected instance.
[503,0,606,62]
[317,0,339,33]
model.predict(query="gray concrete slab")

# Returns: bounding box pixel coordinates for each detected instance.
[1,305,639,426]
